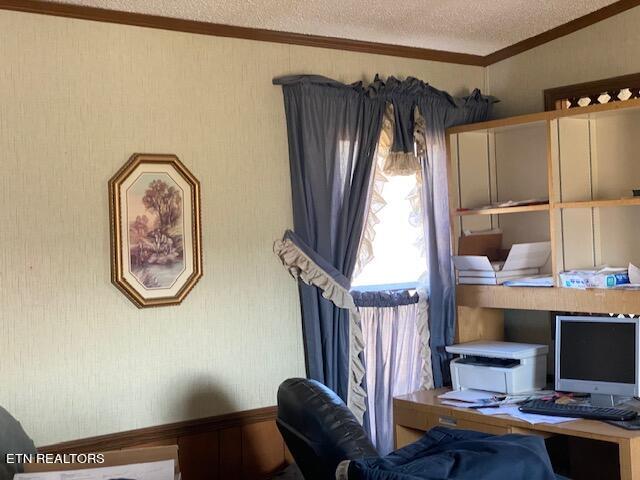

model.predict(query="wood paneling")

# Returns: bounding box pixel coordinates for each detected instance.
[1,0,640,67]
[178,431,219,480]
[220,427,243,479]
[40,406,288,480]
[242,421,288,478]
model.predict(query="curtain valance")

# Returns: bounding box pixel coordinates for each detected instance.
[351,289,419,308]
[274,74,494,156]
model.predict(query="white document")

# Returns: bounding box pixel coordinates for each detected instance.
[452,255,496,272]
[477,405,577,425]
[501,242,551,271]
[438,389,497,403]
[453,242,551,274]
[14,460,174,480]
[458,268,539,279]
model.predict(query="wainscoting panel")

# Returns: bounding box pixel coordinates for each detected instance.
[40,406,289,480]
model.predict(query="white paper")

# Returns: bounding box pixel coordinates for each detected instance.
[440,400,494,408]
[501,242,551,271]
[452,255,495,272]
[15,460,174,480]
[503,275,554,287]
[477,405,577,424]
[438,389,497,403]
[453,242,551,273]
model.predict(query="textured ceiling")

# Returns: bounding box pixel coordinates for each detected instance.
[50,0,617,55]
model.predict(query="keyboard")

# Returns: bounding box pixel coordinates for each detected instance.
[519,400,638,421]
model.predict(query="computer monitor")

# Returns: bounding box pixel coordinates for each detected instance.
[555,315,640,407]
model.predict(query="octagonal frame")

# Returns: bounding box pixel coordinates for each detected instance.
[109,153,202,308]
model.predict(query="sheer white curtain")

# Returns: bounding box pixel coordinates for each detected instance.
[360,301,423,454]
[352,104,433,454]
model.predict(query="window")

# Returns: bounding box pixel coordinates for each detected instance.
[544,73,640,111]
[351,171,425,289]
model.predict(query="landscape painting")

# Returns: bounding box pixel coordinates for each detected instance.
[128,173,185,289]
[109,154,202,308]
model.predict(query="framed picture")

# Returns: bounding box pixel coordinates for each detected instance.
[109,153,202,308]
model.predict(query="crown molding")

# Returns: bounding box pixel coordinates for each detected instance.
[483,0,640,65]
[0,0,639,67]
[0,0,485,66]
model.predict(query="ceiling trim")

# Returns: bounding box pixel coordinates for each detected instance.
[0,0,485,66]
[0,0,639,67]
[483,0,640,65]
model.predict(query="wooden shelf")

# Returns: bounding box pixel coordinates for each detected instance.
[456,285,640,314]
[454,203,549,216]
[556,197,640,209]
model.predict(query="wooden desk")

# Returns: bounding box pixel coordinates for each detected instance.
[394,389,640,480]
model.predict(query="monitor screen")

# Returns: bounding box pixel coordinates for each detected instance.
[559,320,636,384]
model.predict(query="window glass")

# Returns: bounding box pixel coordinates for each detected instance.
[351,174,424,288]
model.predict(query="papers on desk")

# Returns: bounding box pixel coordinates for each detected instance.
[476,405,578,425]
[438,390,576,424]
[503,275,554,287]
[14,460,174,480]
[438,389,497,403]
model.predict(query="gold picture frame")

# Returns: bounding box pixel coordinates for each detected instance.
[109,153,202,308]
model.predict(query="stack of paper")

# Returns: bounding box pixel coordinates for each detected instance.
[476,405,578,425]
[454,242,551,285]
[503,275,554,287]
[438,389,501,408]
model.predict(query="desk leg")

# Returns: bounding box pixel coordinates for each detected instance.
[619,439,640,480]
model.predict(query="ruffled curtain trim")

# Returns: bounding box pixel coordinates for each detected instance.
[353,103,392,278]
[417,283,434,390]
[409,107,427,259]
[273,233,367,424]
[274,236,356,311]
[382,152,420,176]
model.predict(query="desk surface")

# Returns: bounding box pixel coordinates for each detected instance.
[395,388,640,443]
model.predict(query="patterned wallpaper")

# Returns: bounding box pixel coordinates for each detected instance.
[0,9,484,445]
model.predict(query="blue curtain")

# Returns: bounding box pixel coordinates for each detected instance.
[274,75,493,402]
[274,75,385,401]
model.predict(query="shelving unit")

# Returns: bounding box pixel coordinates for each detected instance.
[454,203,550,216]
[556,198,640,209]
[446,98,640,342]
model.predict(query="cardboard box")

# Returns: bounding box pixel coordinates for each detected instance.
[23,445,180,477]
[458,230,504,260]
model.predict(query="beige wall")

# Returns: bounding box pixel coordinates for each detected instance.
[487,6,640,117]
[0,10,484,445]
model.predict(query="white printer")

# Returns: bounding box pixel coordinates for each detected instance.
[446,341,548,394]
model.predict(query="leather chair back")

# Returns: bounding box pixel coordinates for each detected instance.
[276,378,378,480]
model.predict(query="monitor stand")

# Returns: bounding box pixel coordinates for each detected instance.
[590,393,630,407]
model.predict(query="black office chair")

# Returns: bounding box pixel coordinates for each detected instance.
[277,378,558,480]
[276,378,377,480]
